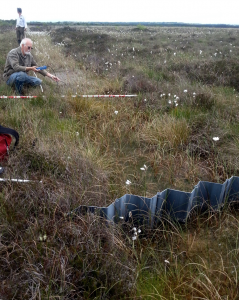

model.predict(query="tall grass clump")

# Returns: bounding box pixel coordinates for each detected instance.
[140,114,190,150]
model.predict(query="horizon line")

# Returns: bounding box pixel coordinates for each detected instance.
[1,19,239,26]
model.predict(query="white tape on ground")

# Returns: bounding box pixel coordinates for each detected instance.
[0,178,42,183]
[64,95,138,98]
[1,95,137,98]
[76,95,138,98]
[0,96,38,98]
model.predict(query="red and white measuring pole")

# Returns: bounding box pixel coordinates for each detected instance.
[0,95,137,99]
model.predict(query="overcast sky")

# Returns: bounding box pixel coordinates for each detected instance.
[1,0,239,25]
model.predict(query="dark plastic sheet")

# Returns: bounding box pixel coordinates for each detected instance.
[72,176,239,225]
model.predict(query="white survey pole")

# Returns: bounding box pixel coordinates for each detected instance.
[33,71,43,93]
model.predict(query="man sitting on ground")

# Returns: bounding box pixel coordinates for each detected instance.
[3,38,60,95]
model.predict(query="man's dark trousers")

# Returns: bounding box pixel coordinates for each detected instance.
[16,27,25,45]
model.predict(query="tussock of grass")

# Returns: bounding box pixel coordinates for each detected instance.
[140,114,190,149]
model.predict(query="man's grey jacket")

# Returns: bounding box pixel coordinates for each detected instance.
[3,46,47,82]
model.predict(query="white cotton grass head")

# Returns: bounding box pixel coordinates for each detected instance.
[213,137,219,141]
[114,110,118,115]
[164,260,170,264]
[140,164,147,171]
[126,179,131,185]
[131,226,142,241]
[39,234,47,242]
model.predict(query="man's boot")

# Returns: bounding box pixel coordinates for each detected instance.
[18,39,21,45]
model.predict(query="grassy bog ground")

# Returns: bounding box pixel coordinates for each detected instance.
[0,24,239,299]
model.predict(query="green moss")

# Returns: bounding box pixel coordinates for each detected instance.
[137,270,166,299]
[23,151,65,176]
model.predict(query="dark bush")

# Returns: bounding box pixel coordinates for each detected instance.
[123,74,156,93]
[193,93,215,110]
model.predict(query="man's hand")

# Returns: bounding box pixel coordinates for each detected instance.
[51,75,60,82]
[26,66,39,72]
[47,73,60,82]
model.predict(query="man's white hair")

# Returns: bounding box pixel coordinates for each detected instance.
[20,38,33,47]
